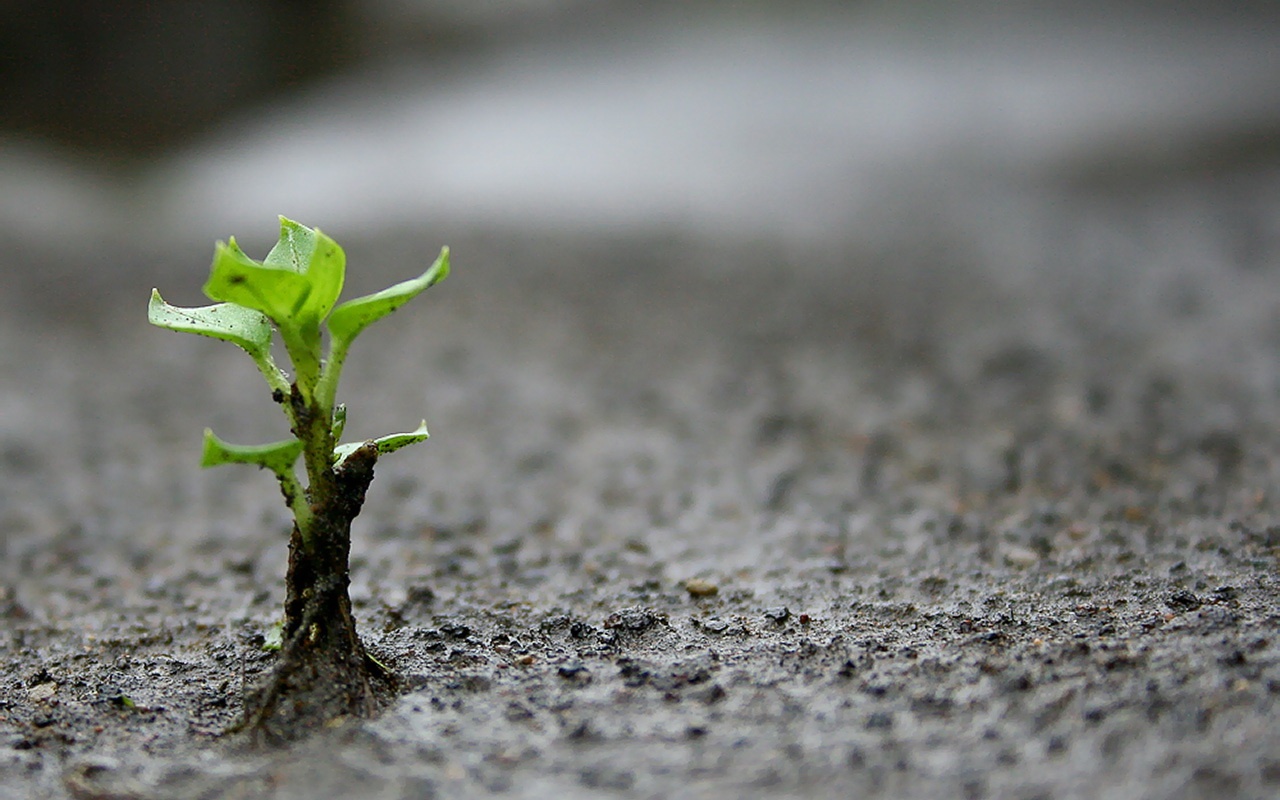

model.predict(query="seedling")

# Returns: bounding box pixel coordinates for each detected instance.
[149,217,448,739]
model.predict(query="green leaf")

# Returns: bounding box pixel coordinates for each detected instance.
[304,228,345,322]
[264,217,345,323]
[333,421,429,467]
[261,619,284,652]
[332,404,347,440]
[262,217,313,274]
[328,247,449,349]
[148,289,272,358]
[204,237,312,326]
[201,429,304,474]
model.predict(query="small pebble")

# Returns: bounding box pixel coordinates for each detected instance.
[1004,546,1039,568]
[27,683,57,703]
[685,579,719,598]
[1065,523,1092,541]
[763,606,791,623]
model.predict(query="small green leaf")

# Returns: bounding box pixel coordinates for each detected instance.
[371,420,431,454]
[332,404,347,440]
[148,289,273,358]
[333,421,430,467]
[201,429,304,474]
[264,217,345,323]
[263,217,313,274]
[328,248,449,349]
[204,237,312,326]
[262,619,284,652]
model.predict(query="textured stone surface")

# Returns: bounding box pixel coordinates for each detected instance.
[3,159,1280,797]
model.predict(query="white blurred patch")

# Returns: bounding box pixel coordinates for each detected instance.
[3,8,1278,250]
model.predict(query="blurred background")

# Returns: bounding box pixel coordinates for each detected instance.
[1,0,1278,262]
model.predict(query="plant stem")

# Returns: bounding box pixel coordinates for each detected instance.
[315,339,350,419]
[252,353,291,398]
[274,468,311,536]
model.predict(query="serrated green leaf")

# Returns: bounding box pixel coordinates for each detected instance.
[148,289,273,357]
[328,248,449,350]
[201,428,304,473]
[264,217,345,323]
[204,237,312,326]
[333,421,429,467]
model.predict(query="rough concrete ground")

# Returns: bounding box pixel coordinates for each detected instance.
[2,160,1280,799]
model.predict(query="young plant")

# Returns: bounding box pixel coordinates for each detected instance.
[149,217,449,739]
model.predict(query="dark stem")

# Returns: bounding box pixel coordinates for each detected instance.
[235,442,392,744]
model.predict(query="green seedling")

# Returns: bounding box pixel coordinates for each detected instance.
[150,217,449,740]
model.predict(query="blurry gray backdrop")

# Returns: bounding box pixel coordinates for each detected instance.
[1,0,1278,258]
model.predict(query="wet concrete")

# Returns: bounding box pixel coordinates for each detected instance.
[3,5,1280,799]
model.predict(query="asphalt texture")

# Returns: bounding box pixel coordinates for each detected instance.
[3,165,1280,799]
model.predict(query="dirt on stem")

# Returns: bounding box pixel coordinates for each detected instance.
[234,443,396,745]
